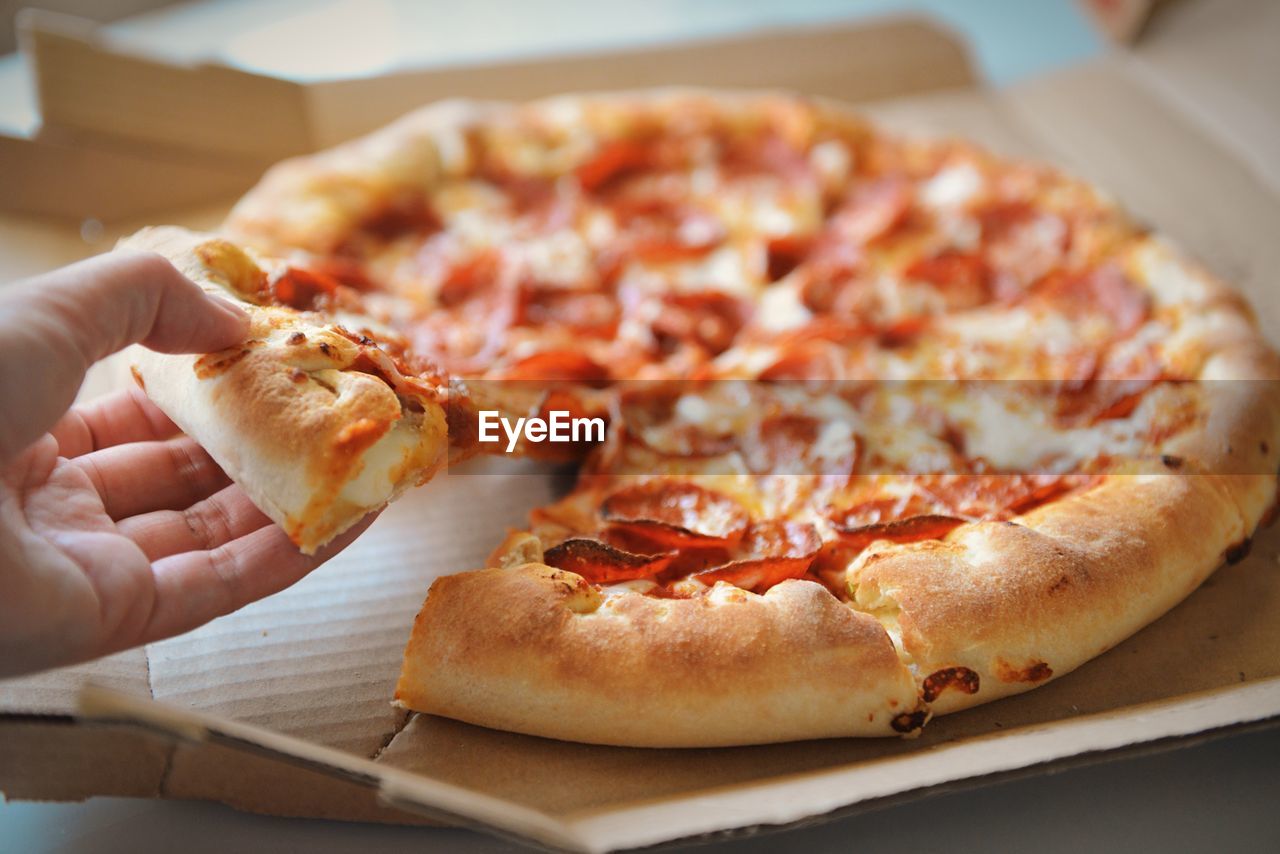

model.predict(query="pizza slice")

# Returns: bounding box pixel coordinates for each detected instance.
[118,227,458,553]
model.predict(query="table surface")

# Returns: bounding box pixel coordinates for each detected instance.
[3,1,1279,852]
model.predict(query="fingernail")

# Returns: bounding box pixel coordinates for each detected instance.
[210,294,251,330]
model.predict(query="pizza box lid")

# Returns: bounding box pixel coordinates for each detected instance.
[0,8,973,222]
[3,0,1280,849]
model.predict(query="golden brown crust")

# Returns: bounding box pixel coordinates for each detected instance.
[850,473,1251,714]
[395,565,921,746]
[119,227,451,553]
[224,100,500,255]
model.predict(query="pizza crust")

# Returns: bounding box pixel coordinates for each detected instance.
[119,227,451,553]
[225,100,500,255]
[851,471,1257,715]
[395,564,923,746]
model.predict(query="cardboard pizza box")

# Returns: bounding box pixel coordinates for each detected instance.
[3,0,1280,849]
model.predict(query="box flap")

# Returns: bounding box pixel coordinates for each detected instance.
[21,11,977,160]
[300,15,978,148]
[77,677,1280,853]
[19,9,311,163]
[1125,0,1280,195]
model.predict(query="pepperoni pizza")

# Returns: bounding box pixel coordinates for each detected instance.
[123,91,1280,746]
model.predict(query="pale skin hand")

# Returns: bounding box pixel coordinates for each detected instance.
[0,251,373,677]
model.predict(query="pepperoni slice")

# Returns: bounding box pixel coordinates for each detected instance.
[517,285,618,337]
[611,200,725,264]
[743,414,820,474]
[830,175,912,246]
[308,258,381,292]
[829,493,942,529]
[917,473,1094,518]
[271,266,341,312]
[758,341,846,380]
[576,140,652,193]
[498,350,611,385]
[601,481,750,549]
[833,514,964,551]
[693,521,822,592]
[903,251,991,310]
[436,250,501,308]
[651,292,751,356]
[1034,265,1150,336]
[721,133,812,183]
[542,538,674,583]
[798,240,864,312]
[979,201,1067,291]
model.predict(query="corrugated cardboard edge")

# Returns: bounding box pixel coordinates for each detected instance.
[76,685,584,852]
[77,679,1280,853]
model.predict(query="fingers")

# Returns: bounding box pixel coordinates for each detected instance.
[72,435,231,521]
[140,513,377,643]
[51,387,179,458]
[116,484,270,561]
[0,251,248,464]
[32,250,250,363]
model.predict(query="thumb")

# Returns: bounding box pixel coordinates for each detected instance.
[0,251,249,463]
[31,250,250,362]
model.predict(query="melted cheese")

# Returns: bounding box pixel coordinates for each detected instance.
[920,162,983,209]
[757,282,812,332]
[339,417,424,508]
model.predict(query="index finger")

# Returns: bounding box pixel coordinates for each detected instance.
[50,387,180,458]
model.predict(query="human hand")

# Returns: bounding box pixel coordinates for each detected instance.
[0,251,373,676]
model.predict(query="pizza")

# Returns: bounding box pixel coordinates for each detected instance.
[123,90,1280,747]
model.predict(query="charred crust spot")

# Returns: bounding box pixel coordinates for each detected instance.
[1049,574,1072,594]
[1161,454,1183,469]
[1262,441,1271,456]
[921,666,980,702]
[287,331,307,345]
[995,659,1053,684]
[891,709,928,734]
[193,345,255,379]
[1225,537,1253,564]
[319,342,333,357]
